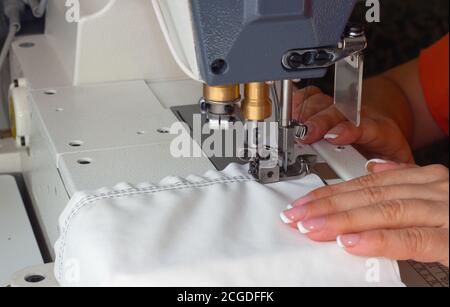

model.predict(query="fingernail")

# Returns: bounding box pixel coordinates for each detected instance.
[280,211,293,224]
[324,125,345,140]
[280,205,309,224]
[337,234,361,248]
[365,158,388,172]
[328,124,345,135]
[292,195,313,207]
[286,204,294,209]
[324,133,339,140]
[297,217,326,234]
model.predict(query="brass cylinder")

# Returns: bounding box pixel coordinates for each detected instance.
[241,82,272,121]
[203,84,240,103]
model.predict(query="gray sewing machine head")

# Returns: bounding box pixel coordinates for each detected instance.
[156,0,367,183]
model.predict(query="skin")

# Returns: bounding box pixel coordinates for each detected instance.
[293,60,446,162]
[284,59,449,266]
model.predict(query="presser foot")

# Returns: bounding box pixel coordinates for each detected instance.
[249,146,317,184]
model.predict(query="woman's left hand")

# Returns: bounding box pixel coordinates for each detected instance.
[280,160,449,267]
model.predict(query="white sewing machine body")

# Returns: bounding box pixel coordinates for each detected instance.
[0,0,387,286]
[8,0,215,256]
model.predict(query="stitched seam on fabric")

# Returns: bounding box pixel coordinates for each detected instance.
[56,175,254,279]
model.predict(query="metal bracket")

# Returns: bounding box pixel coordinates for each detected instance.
[282,26,367,71]
[334,52,364,126]
[282,24,367,128]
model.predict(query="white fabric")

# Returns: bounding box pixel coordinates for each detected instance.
[54,164,404,287]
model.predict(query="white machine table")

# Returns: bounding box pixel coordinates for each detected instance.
[0,175,43,286]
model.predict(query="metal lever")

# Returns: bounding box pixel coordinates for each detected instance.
[334,52,364,126]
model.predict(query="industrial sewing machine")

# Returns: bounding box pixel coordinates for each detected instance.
[1,0,446,287]
[151,0,368,184]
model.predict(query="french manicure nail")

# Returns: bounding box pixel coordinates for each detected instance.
[297,222,310,234]
[324,133,339,140]
[280,212,293,224]
[330,124,345,132]
[324,125,345,140]
[297,217,326,234]
[365,158,388,172]
[280,206,308,224]
[337,234,361,248]
[286,204,294,210]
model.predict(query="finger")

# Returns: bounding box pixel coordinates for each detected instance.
[292,165,449,207]
[324,118,414,164]
[296,200,448,241]
[357,117,414,164]
[292,92,333,123]
[323,121,362,144]
[292,86,325,120]
[293,86,323,102]
[365,159,418,173]
[337,228,449,265]
[323,118,395,148]
[281,184,446,223]
[300,105,347,144]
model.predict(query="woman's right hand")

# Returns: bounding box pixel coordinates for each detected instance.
[293,86,415,163]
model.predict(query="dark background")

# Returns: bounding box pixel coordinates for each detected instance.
[311,0,449,89]
[1,0,449,165]
[353,0,448,77]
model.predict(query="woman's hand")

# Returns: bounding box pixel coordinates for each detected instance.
[280,160,449,267]
[293,86,414,163]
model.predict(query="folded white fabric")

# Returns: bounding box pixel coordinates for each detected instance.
[54,164,404,287]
